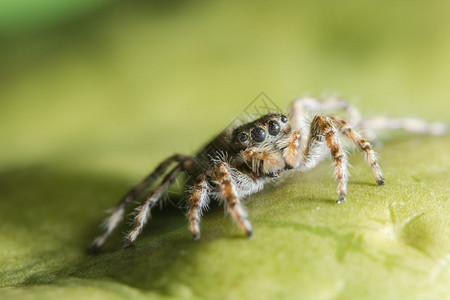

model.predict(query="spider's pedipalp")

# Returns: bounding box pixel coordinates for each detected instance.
[242,146,285,175]
[188,174,210,240]
[281,131,303,168]
[213,162,253,237]
[124,164,182,248]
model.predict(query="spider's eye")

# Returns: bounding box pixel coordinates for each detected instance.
[268,120,280,136]
[251,127,266,143]
[238,132,249,143]
[280,115,288,123]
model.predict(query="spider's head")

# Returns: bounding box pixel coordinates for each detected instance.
[231,113,290,148]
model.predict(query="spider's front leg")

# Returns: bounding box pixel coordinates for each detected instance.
[213,162,253,237]
[307,116,349,204]
[331,116,384,185]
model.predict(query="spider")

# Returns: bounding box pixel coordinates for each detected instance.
[89,97,447,253]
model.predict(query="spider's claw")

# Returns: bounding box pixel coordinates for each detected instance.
[87,237,103,254]
[87,245,101,255]
[124,241,135,249]
[190,222,201,241]
[243,220,253,238]
[336,195,346,204]
[192,233,201,241]
[376,178,385,186]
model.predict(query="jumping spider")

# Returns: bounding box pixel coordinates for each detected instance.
[90,97,446,253]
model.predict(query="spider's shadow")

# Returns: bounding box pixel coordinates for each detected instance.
[0,164,229,292]
[351,181,380,187]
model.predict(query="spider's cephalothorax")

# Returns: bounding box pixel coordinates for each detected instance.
[89,99,387,253]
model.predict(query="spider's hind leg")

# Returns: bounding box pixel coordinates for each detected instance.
[124,164,183,248]
[290,97,363,132]
[89,154,189,253]
[331,116,384,186]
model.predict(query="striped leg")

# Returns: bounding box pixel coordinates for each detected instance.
[89,154,189,253]
[331,116,384,186]
[188,174,209,240]
[213,162,253,237]
[307,116,349,204]
[124,165,182,248]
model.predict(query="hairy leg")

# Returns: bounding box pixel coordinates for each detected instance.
[331,116,384,185]
[89,154,190,252]
[306,116,349,204]
[213,162,253,237]
[124,165,182,248]
[188,174,210,240]
[365,117,448,136]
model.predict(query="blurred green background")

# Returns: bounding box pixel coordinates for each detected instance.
[0,1,449,299]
